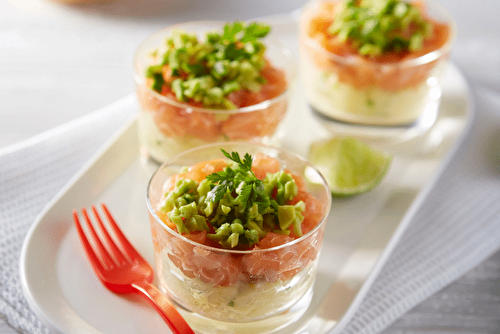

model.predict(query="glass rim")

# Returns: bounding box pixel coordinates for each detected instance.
[300,0,457,68]
[133,20,297,115]
[146,141,332,255]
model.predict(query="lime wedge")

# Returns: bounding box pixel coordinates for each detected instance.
[308,136,392,198]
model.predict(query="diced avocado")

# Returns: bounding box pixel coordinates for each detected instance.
[328,0,432,56]
[160,150,307,249]
[146,21,271,109]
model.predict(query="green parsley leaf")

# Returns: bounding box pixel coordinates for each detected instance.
[221,149,253,172]
[241,22,271,42]
[206,179,235,203]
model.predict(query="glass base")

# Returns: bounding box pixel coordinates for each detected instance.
[175,286,314,334]
[310,98,440,145]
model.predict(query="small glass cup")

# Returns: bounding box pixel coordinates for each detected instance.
[133,21,297,164]
[147,142,331,333]
[299,0,456,140]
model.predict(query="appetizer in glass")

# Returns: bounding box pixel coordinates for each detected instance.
[299,0,455,129]
[134,21,296,163]
[147,142,331,333]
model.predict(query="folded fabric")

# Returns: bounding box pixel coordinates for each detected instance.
[0,95,136,334]
[344,85,500,333]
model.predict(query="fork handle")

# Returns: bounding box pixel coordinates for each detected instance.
[132,281,195,334]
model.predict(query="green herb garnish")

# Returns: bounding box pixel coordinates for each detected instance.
[160,149,305,249]
[328,0,433,56]
[206,150,267,210]
[146,21,271,109]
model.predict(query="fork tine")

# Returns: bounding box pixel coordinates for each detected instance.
[100,203,144,261]
[73,210,108,273]
[91,205,127,265]
[79,207,115,270]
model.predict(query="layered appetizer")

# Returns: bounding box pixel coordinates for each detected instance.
[299,0,455,126]
[134,21,296,163]
[147,143,331,331]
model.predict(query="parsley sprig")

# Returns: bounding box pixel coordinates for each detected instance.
[206,150,270,213]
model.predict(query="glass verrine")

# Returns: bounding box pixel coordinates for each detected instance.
[147,142,331,333]
[133,21,297,164]
[299,0,456,138]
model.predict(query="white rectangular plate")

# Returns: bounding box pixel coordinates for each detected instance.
[20,15,473,334]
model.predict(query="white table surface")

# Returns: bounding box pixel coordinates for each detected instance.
[1,0,499,333]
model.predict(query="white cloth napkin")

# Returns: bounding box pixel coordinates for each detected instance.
[346,84,500,333]
[0,96,137,334]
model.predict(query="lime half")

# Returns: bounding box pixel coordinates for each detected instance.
[308,137,392,198]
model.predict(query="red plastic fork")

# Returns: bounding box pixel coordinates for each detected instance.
[73,203,194,334]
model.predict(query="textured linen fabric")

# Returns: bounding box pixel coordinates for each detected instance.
[347,85,500,334]
[386,248,500,333]
[0,96,136,334]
